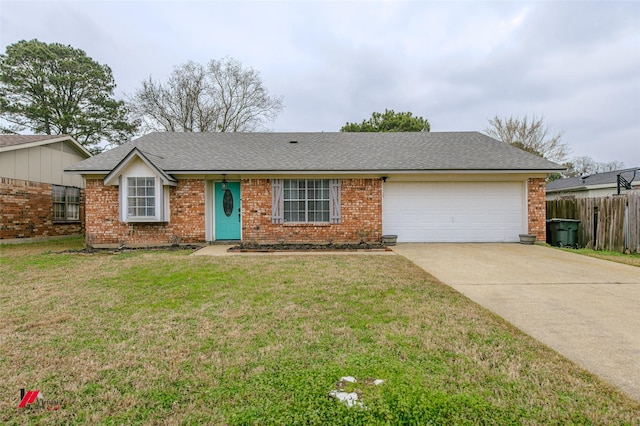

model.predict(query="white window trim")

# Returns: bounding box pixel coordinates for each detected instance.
[119,176,170,223]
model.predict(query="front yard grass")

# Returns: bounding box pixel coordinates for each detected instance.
[560,247,640,267]
[1,239,639,424]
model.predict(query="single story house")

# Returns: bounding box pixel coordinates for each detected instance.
[0,135,91,241]
[546,167,640,200]
[65,132,563,247]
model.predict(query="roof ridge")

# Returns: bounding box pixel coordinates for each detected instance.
[65,131,564,173]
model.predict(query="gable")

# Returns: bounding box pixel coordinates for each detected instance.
[0,140,89,187]
[111,157,156,182]
[0,135,91,158]
[103,148,176,187]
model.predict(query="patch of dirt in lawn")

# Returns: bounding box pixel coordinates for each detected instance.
[59,244,204,254]
[229,242,391,252]
[57,242,391,254]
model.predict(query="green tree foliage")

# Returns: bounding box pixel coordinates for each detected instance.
[0,39,137,153]
[484,115,569,164]
[340,109,430,132]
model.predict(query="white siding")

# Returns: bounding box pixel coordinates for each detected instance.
[0,141,87,187]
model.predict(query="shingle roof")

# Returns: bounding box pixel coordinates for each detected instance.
[0,134,71,148]
[547,167,640,192]
[65,131,564,174]
[0,134,92,157]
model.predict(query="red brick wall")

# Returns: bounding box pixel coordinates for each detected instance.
[85,179,205,246]
[0,177,84,240]
[85,177,545,245]
[242,178,382,244]
[527,177,547,241]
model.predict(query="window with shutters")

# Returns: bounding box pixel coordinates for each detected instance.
[52,185,80,222]
[272,179,341,224]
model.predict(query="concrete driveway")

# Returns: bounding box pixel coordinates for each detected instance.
[392,243,640,402]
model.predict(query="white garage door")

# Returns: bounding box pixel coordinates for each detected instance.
[382,182,525,242]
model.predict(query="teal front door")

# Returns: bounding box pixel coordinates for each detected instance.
[215,182,241,240]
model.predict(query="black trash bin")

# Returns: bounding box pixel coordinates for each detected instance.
[547,218,580,248]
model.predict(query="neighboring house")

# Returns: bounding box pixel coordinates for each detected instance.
[546,167,640,200]
[65,132,563,247]
[0,135,91,241]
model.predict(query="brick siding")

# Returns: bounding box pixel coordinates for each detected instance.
[85,179,205,246]
[84,177,546,245]
[0,177,84,240]
[527,177,547,241]
[242,178,382,244]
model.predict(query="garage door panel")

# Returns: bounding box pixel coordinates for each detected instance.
[382,182,525,242]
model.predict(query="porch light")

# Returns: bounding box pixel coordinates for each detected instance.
[221,175,228,191]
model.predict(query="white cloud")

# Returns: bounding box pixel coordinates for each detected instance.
[1,0,638,164]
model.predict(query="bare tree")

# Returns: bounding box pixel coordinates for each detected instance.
[566,156,625,177]
[484,115,570,164]
[131,62,213,132]
[130,57,284,133]
[599,160,626,172]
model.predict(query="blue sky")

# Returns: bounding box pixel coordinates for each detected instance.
[1,0,639,166]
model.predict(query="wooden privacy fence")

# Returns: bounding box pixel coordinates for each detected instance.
[546,192,640,253]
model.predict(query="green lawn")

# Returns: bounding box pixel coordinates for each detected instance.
[558,247,640,267]
[1,238,639,425]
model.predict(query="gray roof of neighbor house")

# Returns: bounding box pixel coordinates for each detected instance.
[547,167,640,192]
[65,131,564,174]
[0,134,92,157]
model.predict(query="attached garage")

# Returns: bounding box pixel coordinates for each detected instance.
[68,131,561,246]
[382,181,526,242]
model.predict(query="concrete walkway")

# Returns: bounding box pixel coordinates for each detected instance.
[392,243,640,402]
